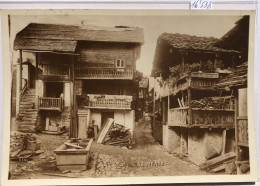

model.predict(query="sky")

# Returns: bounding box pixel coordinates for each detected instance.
[10,14,242,76]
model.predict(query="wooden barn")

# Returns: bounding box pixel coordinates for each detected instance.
[214,16,250,173]
[13,23,144,138]
[151,16,249,169]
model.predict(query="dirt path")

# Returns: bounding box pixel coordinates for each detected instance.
[9,118,206,179]
[127,117,206,176]
[92,117,206,177]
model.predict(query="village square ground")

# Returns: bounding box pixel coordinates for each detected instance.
[9,117,207,179]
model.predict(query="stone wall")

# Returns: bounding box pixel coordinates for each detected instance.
[188,128,223,165]
[163,126,182,154]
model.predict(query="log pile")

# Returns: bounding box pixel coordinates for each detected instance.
[191,97,233,109]
[200,152,236,173]
[103,123,133,148]
[198,152,250,174]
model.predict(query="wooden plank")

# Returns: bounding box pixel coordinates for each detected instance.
[177,98,183,108]
[64,142,84,149]
[86,139,93,151]
[96,123,106,141]
[199,152,236,170]
[236,160,249,165]
[237,116,248,120]
[97,118,114,144]
[42,172,84,178]
[210,164,226,173]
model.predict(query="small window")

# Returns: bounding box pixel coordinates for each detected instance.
[115,59,125,68]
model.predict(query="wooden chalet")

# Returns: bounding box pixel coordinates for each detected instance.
[151,31,244,165]
[13,23,144,138]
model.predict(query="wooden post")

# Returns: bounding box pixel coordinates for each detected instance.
[221,129,226,155]
[234,90,241,173]
[187,88,192,125]
[69,78,73,138]
[73,56,78,137]
[35,53,38,80]
[153,78,156,137]
[19,50,23,91]
[167,95,170,124]
[72,57,78,138]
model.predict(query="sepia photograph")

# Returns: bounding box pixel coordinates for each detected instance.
[0,9,257,185]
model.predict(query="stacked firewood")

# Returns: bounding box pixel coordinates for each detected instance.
[10,132,37,157]
[104,124,133,148]
[191,97,233,109]
[10,132,42,160]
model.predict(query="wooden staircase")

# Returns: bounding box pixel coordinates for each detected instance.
[17,89,38,133]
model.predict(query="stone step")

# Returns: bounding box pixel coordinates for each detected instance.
[27,90,36,93]
[19,116,38,120]
[19,113,38,117]
[19,111,36,115]
[22,118,37,122]
[20,121,36,125]
[23,95,35,98]
[23,96,35,98]
[22,109,37,112]
[20,102,34,105]
[19,125,35,133]
[19,112,38,116]
[22,99,35,102]
[21,115,37,119]
[27,89,36,93]
[20,112,37,115]
[20,104,34,107]
[19,114,37,118]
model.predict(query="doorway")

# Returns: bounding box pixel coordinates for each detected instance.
[45,82,63,97]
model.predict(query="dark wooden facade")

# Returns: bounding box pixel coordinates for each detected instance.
[14,23,144,136]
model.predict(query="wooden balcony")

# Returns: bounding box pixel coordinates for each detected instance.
[80,94,132,110]
[75,67,134,80]
[38,64,70,81]
[38,97,64,111]
[168,108,234,128]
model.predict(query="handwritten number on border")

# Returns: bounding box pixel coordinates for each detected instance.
[190,0,212,9]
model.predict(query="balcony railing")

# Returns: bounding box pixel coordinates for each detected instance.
[38,97,64,111]
[38,64,70,81]
[79,94,132,110]
[168,107,234,128]
[75,67,134,79]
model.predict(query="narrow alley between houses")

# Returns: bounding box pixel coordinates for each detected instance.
[9,117,205,179]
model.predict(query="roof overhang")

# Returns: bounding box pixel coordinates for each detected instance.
[14,38,78,53]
